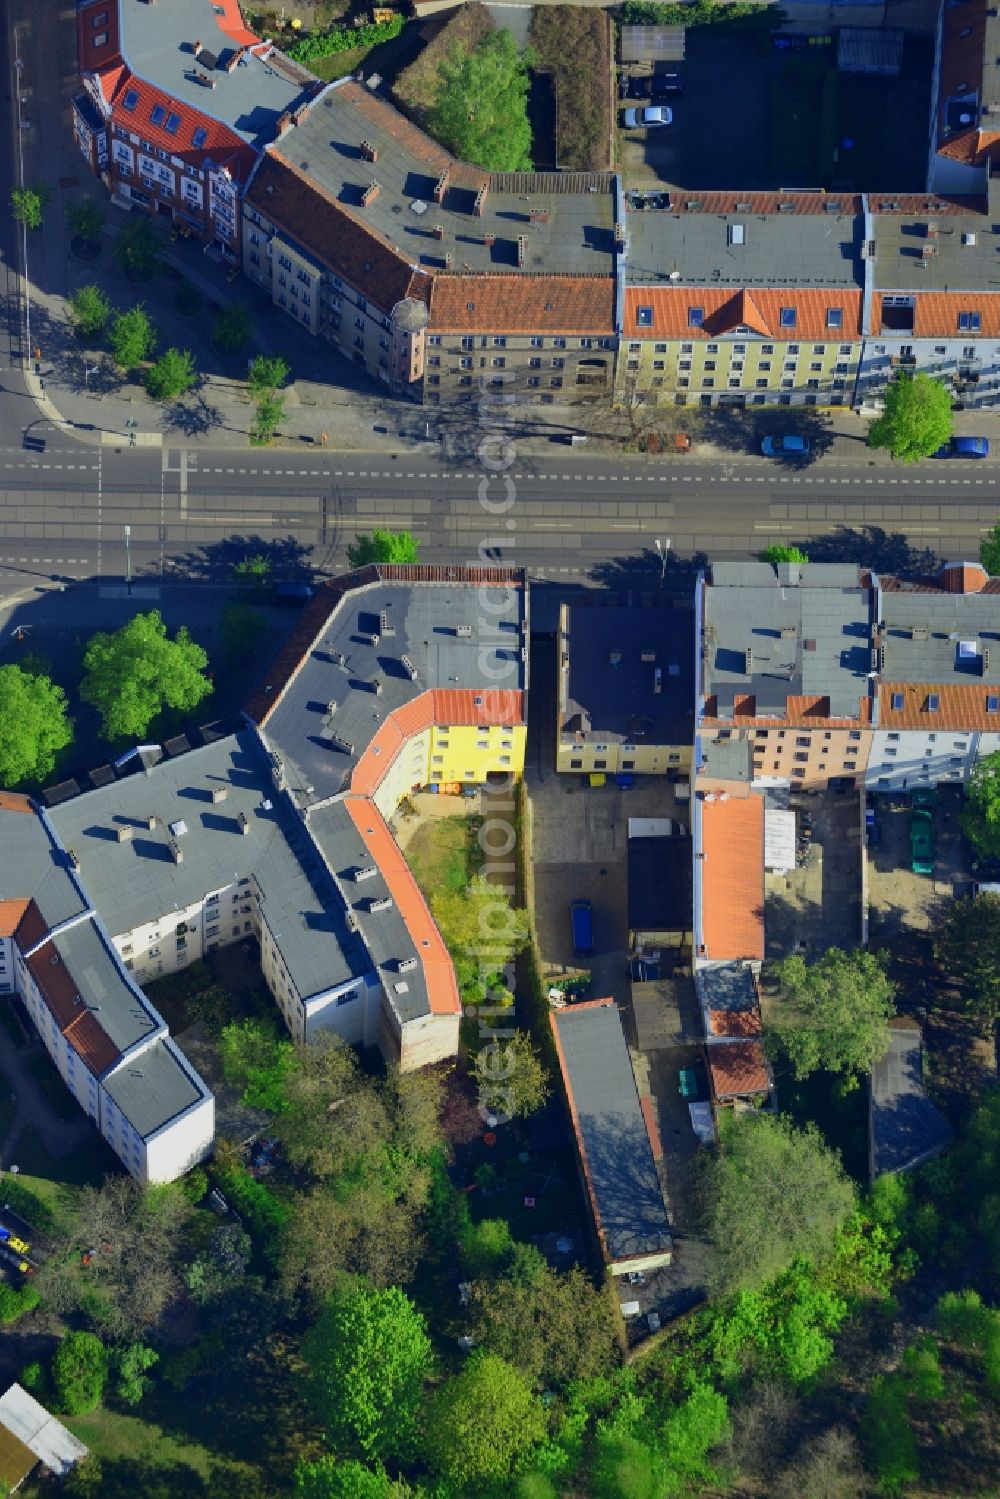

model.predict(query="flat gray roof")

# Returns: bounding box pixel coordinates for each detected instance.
[553,1002,671,1265]
[561,603,694,747]
[263,578,525,805]
[281,81,617,277]
[49,731,367,1002]
[880,587,1000,685]
[627,205,864,288]
[0,809,88,930]
[872,207,1000,295]
[118,0,315,149]
[871,1025,950,1179]
[695,962,758,1014]
[103,1037,205,1140]
[704,563,871,718]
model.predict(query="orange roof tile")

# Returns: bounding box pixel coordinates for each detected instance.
[105,70,257,182]
[870,193,983,215]
[15,901,47,952]
[709,1008,763,1039]
[431,688,525,728]
[936,128,1000,166]
[912,292,1000,339]
[705,289,772,338]
[0,792,33,814]
[700,794,765,961]
[343,799,461,1016]
[879,682,1000,731]
[351,707,426,800]
[936,6,988,143]
[0,899,29,938]
[25,941,121,1073]
[640,1094,663,1161]
[701,693,871,728]
[665,191,863,216]
[940,562,989,594]
[211,0,261,47]
[709,1041,770,1098]
[624,287,863,341]
[429,275,615,335]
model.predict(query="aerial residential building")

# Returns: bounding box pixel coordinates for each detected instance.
[240,78,619,400]
[551,998,672,1277]
[928,0,1000,195]
[0,567,528,1179]
[618,194,866,409]
[73,0,318,259]
[556,598,695,777]
[698,562,874,791]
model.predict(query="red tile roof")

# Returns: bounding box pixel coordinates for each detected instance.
[211,0,261,48]
[878,682,1000,731]
[940,562,989,594]
[701,693,871,728]
[700,794,765,962]
[709,1040,770,1098]
[908,291,1000,338]
[0,792,33,814]
[104,69,256,181]
[936,128,1000,166]
[623,286,863,340]
[936,5,988,146]
[0,899,29,939]
[26,941,121,1075]
[14,901,48,953]
[870,194,983,215]
[709,1008,763,1039]
[429,274,615,335]
[343,798,460,1016]
[663,191,862,216]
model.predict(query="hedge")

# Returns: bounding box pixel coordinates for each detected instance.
[621,0,779,26]
[286,15,404,63]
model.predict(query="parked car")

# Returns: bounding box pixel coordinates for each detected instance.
[933,436,989,458]
[570,899,593,957]
[761,434,810,458]
[910,809,934,875]
[622,105,673,129]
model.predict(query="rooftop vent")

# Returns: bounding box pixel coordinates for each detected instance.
[238,811,250,836]
[744,648,753,674]
[640,648,657,662]
[397,956,418,973]
[354,864,378,882]
[473,185,488,216]
[517,235,527,267]
[326,699,338,715]
[168,837,184,865]
[211,786,227,804]
[328,733,355,754]
[455,624,473,638]
[168,819,188,838]
[379,610,394,637]
[362,631,381,647]
[401,655,417,680]
[116,824,133,843]
[367,896,393,913]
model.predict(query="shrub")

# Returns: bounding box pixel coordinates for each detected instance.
[285,15,404,62]
[0,1282,40,1323]
[52,1331,108,1415]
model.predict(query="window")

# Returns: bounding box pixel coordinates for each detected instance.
[988,695,999,713]
[810,362,823,372]
[628,342,641,353]
[706,343,719,354]
[705,360,716,371]
[761,344,774,355]
[530,336,544,348]
[93,30,108,45]
[679,359,692,371]
[788,344,800,355]
[958,311,982,332]
[779,306,797,328]
[759,361,771,371]
[891,692,904,710]
[492,357,506,368]
[553,338,566,349]
[655,342,667,353]
[150,103,167,127]
[122,88,139,112]
[493,336,507,348]
[826,307,843,329]
[462,335,474,351]
[681,342,693,354]
[165,112,182,135]
[926,694,940,712]
[702,377,715,388]
[552,356,564,368]
[688,306,704,327]
[92,9,109,23]
[636,306,653,326]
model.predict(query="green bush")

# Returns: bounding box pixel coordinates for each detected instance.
[622,0,778,26]
[286,15,404,61]
[0,1281,40,1323]
[213,1163,287,1242]
[52,1332,108,1416]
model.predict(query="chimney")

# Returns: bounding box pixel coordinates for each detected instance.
[211,786,227,804]
[238,811,250,836]
[168,837,184,865]
[360,138,378,163]
[116,825,133,844]
[225,47,244,72]
[361,181,380,207]
[193,39,202,56]
[67,849,80,872]
[517,235,527,267]
[276,111,293,136]
[473,184,488,216]
[432,224,445,240]
[146,813,157,830]
[444,252,452,268]
[483,232,495,247]
[529,208,548,224]
[433,170,449,204]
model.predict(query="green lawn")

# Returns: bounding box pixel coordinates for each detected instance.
[308,43,370,81]
[405,813,483,897]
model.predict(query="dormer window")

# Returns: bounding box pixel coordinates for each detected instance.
[779,306,797,329]
[688,306,704,327]
[958,311,981,332]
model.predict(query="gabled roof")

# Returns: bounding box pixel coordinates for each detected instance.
[103,68,256,181]
[878,682,1000,731]
[936,127,1000,166]
[429,274,616,334]
[909,291,1000,339]
[623,286,863,340]
[705,288,772,338]
[709,1040,769,1098]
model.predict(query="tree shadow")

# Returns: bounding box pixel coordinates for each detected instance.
[163,532,316,584]
[162,393,227,438]
[589,545,708,592]
[800,524,938,578]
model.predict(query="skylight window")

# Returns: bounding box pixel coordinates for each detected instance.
[150,103,167,127]
[636,306,653,327]
[688,306,704,328]
[891,692,905,710]
[958,310,981,332]
[926,693,940,712]
[779,306,797,328]
[165,112,182,135]
[826,307,843,329]
[192,126,208,148]
[988,695,999,713]
[122,88,139,112]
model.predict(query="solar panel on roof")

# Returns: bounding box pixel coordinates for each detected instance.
[150,103,167,126]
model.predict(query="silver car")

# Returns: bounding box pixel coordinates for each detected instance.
[622,105,673,129]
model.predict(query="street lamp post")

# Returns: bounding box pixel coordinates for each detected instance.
[654,537,671,580]
[84,364,99,392]
[124,524,132,596]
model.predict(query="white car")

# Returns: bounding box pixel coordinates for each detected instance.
[622,105,673,129]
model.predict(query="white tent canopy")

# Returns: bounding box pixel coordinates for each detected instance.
[0,1385,88,1477]
[764,808,796,873]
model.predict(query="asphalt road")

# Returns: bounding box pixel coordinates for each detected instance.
[0,434,995,592]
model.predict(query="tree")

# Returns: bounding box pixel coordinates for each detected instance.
[212,301,253,353]
[470,1028,551,1121]
[660,1383,731,1496]
[761,544,809,564]
[145,346,197,402]
[69,198,103,248]
[52,1332,108,1415]
[0,664,72,785]
[219,1018,294,1112]
[247,355,290,397]
[867,371,952,464]
[220,601,269,668]
[81,610,211,740]
[431,875,531,1008]
[302,1284,433,1462]
[935,892,1000,1029]
[772,1427,865,1499]
[0,1282,40,1322]
[429,31,533,171]
[470,1261,618,1387]
[294,1459,400,1498]
[280,1180,426,1299]
[114,217,160,280]
[703,1112,856,1295]
[70,283,112,340]
[114,1343,158,1405]
[422,1352,547,1488]
[961,749,1000,859]
[980,520,1000,576]
[233,551,272,596]
[109,305,156,371]
[250,391,286,446]
[767,948,895,1081]
[346,530,421,568]
[11,185,47,231]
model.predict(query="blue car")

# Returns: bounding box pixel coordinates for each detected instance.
[934,436,989,458]
[761,434,810,457]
